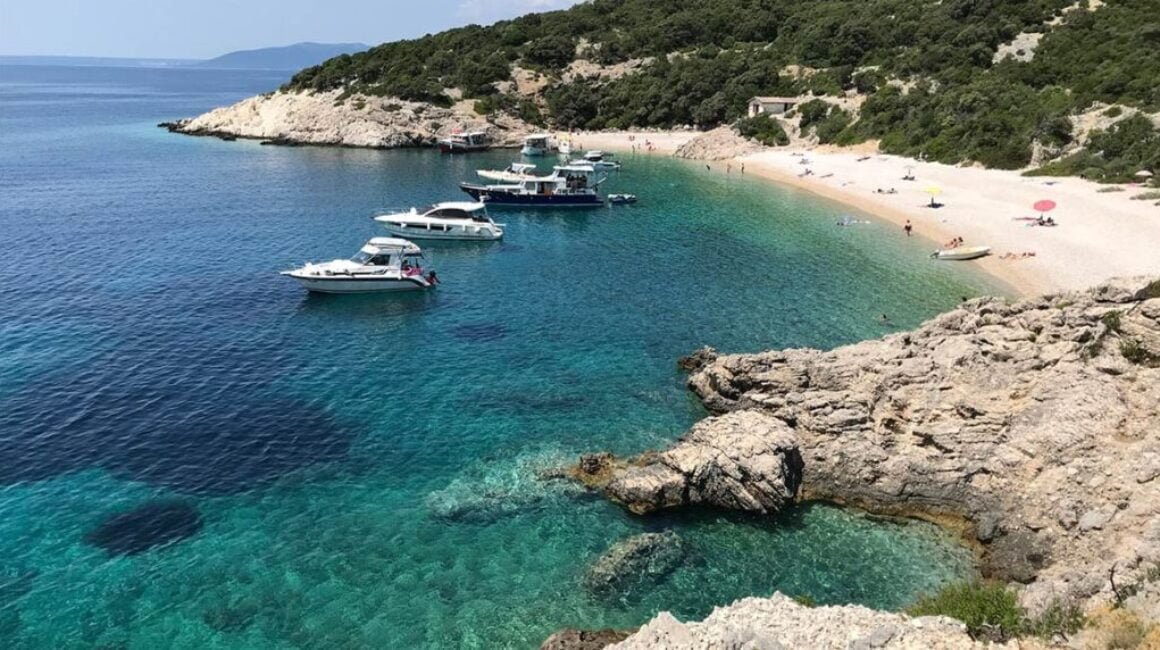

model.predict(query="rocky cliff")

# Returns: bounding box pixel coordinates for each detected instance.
[563,277,1160,648]
[163,90,530,149]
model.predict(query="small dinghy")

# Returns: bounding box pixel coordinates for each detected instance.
[608,194,637,205]
[932,246,991,261]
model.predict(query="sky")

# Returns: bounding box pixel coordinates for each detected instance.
[0,0,581,59]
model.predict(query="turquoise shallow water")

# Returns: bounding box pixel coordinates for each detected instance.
[0,65,998,648]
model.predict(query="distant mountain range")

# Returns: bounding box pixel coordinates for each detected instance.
[192,42,369,71]
[0,43,370,72]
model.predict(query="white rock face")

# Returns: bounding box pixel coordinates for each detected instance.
[173,90,530,148]
[608,593,1035,649]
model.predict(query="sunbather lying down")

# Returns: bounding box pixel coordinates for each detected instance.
[999,251,1038,260]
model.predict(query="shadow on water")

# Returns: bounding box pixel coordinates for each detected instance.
[0,338,353,495]
[291,289,440,320]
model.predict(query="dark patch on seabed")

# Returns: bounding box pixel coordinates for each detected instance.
[0,338,353,495]
[84,499,203,555]
[452,322,509,342]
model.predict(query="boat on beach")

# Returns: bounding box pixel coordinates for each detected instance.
[374,202,503,241]
[459,164,606,208]
[521,134,554,157]
[477,162,538,183]
[932,246,991,261]
[281,238,438,293]
[438,131,490,154]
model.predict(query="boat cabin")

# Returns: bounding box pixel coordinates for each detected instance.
[351,238,423,267]
[418,202,490,221]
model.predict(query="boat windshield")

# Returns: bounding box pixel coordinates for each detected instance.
[351,251,393,266]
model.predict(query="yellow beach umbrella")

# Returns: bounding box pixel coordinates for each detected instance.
[925,186,942,207]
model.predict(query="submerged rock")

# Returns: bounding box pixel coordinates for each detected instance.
[540,628,635,650]
[426,450,585,524]
[582,531,686,598]
[84,500,203,555]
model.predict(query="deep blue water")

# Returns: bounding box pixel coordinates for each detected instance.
[0,65,998,648]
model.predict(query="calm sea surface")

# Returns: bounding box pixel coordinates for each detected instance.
[0,65,998,648]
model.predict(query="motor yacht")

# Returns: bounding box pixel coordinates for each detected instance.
[374,202,503,241]
[476,162,538,183]
[459,164,606,208]
[281,238,438,293]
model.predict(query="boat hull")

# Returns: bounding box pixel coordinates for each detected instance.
[439,143,489,154]
[379,223,502,241]
[934,246,992,261]
[460,183,603,208]
[285,274,431,293]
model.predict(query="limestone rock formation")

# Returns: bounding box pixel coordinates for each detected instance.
[673,127,766,161]
[605,593,1038,649]
[164,90,531,149]
[600,410,803,515]
[675,278,1160,613]
[582,531,686,598]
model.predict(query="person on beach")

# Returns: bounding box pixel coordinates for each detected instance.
[904,220,913,237]
[727,163,732,174]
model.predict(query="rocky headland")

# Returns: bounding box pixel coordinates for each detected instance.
[162,90,531,149]
[558,277,1160,648]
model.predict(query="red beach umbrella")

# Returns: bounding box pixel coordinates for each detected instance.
[1033,199,1057,213]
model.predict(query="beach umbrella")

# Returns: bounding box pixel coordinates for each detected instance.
[1033,199,1057,214]
[925,185,942,206]
[1136,170,1154,178]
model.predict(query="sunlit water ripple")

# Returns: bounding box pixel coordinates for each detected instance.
[0,64,1000,648]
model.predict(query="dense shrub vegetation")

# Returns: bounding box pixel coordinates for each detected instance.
[907,581,1083,642]
[735,114,788,146]
[285,0,1160,174]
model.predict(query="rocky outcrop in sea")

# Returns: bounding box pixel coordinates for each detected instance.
[557,277,1160,647]
[162,90,531,149]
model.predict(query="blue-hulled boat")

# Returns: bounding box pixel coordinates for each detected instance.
[460,164,606,208]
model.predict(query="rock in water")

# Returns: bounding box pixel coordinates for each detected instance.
[84,500,203,555]
[540,628,635,650]
[677,346,718,373]
[582,531,686,598]
[604,411,803,515]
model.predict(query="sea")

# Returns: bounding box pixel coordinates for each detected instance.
[0,64,1000,648]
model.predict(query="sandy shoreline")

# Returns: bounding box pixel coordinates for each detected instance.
[576,131,1160,297]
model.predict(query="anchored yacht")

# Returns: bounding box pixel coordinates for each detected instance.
[281,238,438,293]
[374,202,503,241]
[459,164,606,208]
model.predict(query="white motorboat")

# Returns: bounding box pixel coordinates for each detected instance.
[477,162,538,183]
[281,238,438,293]
[608,194,638,205]
[521,133,554,157]
[579,150,621,170]
[932,246,991,261]
[374,202,503,241]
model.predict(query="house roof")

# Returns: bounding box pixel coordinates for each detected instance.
[749,96,806,104]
